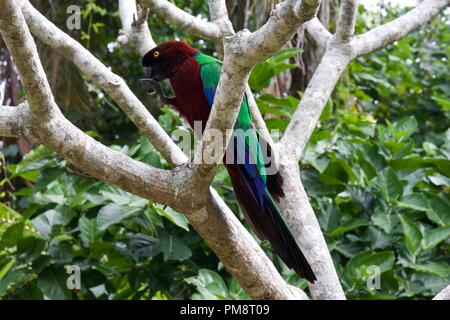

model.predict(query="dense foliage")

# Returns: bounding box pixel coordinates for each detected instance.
[0,1,448,299]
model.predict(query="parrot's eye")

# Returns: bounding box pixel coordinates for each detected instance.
[153,51,160,58]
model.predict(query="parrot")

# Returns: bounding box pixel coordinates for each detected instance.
[141,41,316,283]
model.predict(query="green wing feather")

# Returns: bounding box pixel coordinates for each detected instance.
[195,52,266,183]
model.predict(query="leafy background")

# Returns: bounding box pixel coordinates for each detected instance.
[0,1,448,299]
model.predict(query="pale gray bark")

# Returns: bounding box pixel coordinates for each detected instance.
[141,0,221,42]
[433,284,450,300]
[335,0,358,42]
[0,102,30,138]
[118,0,156,56]
[305,17,332,49]
[353,0,449,57]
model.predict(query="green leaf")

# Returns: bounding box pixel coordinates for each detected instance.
[153,205,189,231]
[185,269,229,300]
[398,193,428,211]
[32,210,63,239]
[0,258,16,280]
[409,262,450,277]
[100,186,148,207]
[79,216,103,244]
[423,226,450,250]
[0,222,24,249]
[96,203,140,231]
[376,167,403,203]
[425,194,450,226]
[371,208,394,234]
[330,219,368,236]
[158,230,191,261]
[345,250,395,280]
[398,215,422,255]
[393,116,418,140]
[37,267,72,300]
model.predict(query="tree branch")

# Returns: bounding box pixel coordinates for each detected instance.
[278,40,353,299]
[0,1,56,122]
[0,102,30,138]
[281,40,352,161]
[118,0,156,56]
[433,284,450,300]
[236,0,321,67]
[277,160,346,299]
[305,17,332,49]
[140,0,221,43]
[352,0,449,57]
[189,44,250,196]
[335,0,358,42]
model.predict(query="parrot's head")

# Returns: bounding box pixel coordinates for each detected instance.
[141,41,198,81]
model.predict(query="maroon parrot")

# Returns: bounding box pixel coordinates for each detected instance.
[141,41,316,283]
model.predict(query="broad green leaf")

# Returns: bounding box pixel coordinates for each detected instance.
[0,222,24,249]
[398,193,428,211]
[345,251,395,279]
[423,226,450,250]
[32,210,63,239]
[37,267,72,300]
[399,215,422,255]
[330,219,368,236]
[376,167,403,203]
[153,205,189,231]
[409,262,450,277]
[100,186,148,207]
[0,258,16,280]
[158,230,191,261]
[96,203,140,231]
[371,208,394,234]
[79,216,103,244]
[185,269,229,300]
[425,194,450,226]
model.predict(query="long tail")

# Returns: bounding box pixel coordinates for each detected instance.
[263,191,316,282]
[226,164,317,283]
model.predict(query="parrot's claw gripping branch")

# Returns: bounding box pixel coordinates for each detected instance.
[139,78,176,105]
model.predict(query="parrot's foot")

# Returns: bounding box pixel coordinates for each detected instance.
[139,78,176,105]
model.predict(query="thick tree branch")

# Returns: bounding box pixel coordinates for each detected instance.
[236,0,321,67]
[281,40,352,161]
[0,102,30,138]
[140,0,221,43]
[118,0,156,56]
[0,1,56,122]
[305,17,332,49]
[208,0,234,35]
[433,284,450,300]
[277,160,346,299]
[335,0,358,42]
[19,0,187,166]
[278,40,352,299]
[190,43,252,195]
[352,0,449,57]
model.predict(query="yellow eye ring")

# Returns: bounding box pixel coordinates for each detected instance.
[153,51,160,58]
